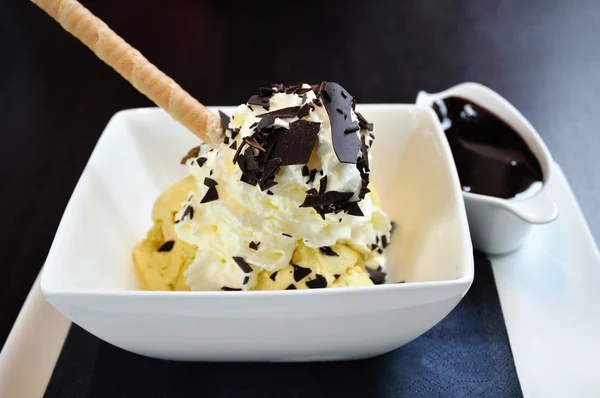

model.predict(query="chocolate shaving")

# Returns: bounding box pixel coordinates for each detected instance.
[257,132,278,163]
[244,148,259,170]
[231,129,240,139]
[302,165,310,176]
[221,286,242,291]
[243,276,249,285]
[300,191,353,209]
[259,179,278,191]
[269,120,320,166]
[297,103,311,118]
[307,169,318,184]
[248,94,270,110]
[319,82,360,163]
[182,205,194,220]
[360,135,370,172]
[282,233,292,238]
[259,87,276,97]
[382,235,388,249]
[334,274,341,280]
[232,256,253,273]
[203,177,218,187]
[269,271,278,281]
[244,138,266,152]
[371,243,378,251]
[306,274,327,289]
[359,186,371,200]
[232,139,247,165]
[229,141,238,150]
[345,202,364,217]
[357,112,373,131]
[286,284,297,290]
[366,267,387,285]
[240,173,258,186]
[224,136,230,145]
[318,175,328,195]
[293,264,312,282]
[391,221,396,234]
[196,157,207,167]
[157,240,175,252]
[200,186,219,203]
[256,115,276,131]
[181,146,201,164]
[249,241,260,250]
[296,86,312,95]
[266,190,274,195]
[319,246,338,257]
[257,106,301,118]
[262,157,282,181]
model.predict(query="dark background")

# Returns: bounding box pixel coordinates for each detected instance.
[1,0,599,354]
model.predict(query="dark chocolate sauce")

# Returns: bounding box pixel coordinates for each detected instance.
[433,96,543,199]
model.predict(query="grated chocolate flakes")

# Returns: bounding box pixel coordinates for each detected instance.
[232,256,253,273]
[200,186,219,203]
[319,246,338,257]
[306,274,327,289]
[157,240,175,252]
[293,264,311,282]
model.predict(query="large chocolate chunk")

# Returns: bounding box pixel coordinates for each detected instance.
[269,120,321,166]
[319,82,360,163]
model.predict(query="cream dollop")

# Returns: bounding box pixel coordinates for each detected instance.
[175,84,392,291]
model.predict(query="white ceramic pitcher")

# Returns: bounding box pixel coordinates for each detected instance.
[416,82,559,255]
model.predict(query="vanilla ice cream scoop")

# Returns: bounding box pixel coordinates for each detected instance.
[167,82,392,291]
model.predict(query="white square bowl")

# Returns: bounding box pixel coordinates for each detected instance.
[41,105,473,362]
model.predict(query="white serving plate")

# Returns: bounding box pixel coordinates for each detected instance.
[1,162,599,397]
[491,164,600,398]
[38,105,473,362]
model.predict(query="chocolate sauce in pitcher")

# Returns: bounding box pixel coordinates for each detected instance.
[433,97,543,199]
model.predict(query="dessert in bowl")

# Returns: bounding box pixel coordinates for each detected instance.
[32,0,473,362]
[41,83,473,361]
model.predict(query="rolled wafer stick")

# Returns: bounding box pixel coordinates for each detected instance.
[32,0,223,145]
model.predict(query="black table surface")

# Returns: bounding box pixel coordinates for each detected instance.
[2,0,600,363]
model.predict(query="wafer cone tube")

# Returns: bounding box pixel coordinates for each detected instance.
[32,0,223,145]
